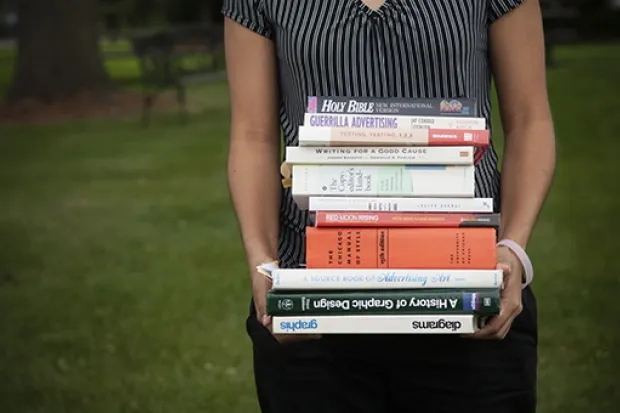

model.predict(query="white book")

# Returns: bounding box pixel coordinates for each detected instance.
[285,146,473,165]
[292,165,475,209]
[303,113,486,129]
[308,196,494,212]
[298,125,489,147]
[272,314,485,334]
[269,269,503,290]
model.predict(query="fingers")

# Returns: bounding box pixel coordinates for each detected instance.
[465,256,523,339]
[252,271,273,327]
[468,293,523,340]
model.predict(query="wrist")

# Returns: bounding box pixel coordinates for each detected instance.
[497,239,533,289]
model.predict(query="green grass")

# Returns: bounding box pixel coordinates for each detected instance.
[0,44,619,413]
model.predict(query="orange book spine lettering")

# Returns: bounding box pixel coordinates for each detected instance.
[305,227,497,269]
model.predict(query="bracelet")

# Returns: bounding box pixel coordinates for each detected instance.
[497,239,533,289]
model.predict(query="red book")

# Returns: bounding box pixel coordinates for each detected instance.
[314,212,500,228]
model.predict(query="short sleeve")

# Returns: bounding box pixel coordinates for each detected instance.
[488,0,525,24]
[222,0,274,39]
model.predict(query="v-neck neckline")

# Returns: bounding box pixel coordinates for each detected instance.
[356,0,389,14]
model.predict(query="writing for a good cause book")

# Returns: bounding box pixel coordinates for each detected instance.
[306,96,478,117]
[291,165,475,210]
[266,289,500,316]
[307,197,494,213]
[313,212,500,228]
[285,146,474,165]
[305,227,497,269]
[269,269,504,290]
[273,314,486,334]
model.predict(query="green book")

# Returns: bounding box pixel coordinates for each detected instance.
[266,289,500,316]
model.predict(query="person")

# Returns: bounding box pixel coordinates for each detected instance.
[221,0,556,412]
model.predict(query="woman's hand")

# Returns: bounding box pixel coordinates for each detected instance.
[253,268,321,343]
[252,268,274,328]
[469,245,524,339]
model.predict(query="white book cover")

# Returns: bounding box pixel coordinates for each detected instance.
[303,113,486,129]
[308,196,494,212]
[285,146,473,165]
[292,165,475,209]
[270,269,503,290]
[298,125,489,147]
[272,314,485,334]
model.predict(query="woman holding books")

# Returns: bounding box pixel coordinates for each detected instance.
[222,0,556,412]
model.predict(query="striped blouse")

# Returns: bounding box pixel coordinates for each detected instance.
[222,0,524,267]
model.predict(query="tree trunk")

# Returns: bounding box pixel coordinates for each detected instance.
[6,0,111,103]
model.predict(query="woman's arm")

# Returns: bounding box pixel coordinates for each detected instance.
[224,19,281,283]
[490,0,556,249]
[472,0,555,339]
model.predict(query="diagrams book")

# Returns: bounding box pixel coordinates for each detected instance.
[313,211,500,228]
[272,314,486,334]
[298,126,489,147]
[266,289,501,316]
[285,146,474,165]
[306,96,478,117]
[292,165,475,209]
[269,268,504,290]
[308,196,494,213]
[303,113,486,130]
[305,227,498,269]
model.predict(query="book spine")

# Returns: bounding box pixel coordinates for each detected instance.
[313,212,500,228]
[305,227,497,269]
[303,113,486,130]
[298,126,489,147]
[267,289,500,316]
[285,146,473,165]
[272,314,485,334]
[308,197,495,213]
[270,269,504,290]
[292,165,475,210]
[306,96,478,117]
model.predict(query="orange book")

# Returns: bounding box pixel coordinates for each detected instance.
[305,227,497,269]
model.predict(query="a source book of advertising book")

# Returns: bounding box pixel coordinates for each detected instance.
[307,196,494,213]
[272,314,486,334]
[306,96,478,117]
[291,165,475,209]
[269,268,504,290]
[285,146,474,165]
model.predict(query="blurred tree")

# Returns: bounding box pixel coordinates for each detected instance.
[6,0,110,103]
[164,0,222,24]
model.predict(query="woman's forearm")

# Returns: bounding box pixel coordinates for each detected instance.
[228,135,282,268]
[498,120,556,248]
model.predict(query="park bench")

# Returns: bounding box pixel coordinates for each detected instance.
[130,25,224,125]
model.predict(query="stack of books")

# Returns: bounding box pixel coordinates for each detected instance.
[266,96,502,335]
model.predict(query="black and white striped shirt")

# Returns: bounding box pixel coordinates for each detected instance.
[222,0,524,267]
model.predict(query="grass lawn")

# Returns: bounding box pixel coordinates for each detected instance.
[0,43,619,413]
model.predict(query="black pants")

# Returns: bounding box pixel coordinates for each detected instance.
[247,286,538,413]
